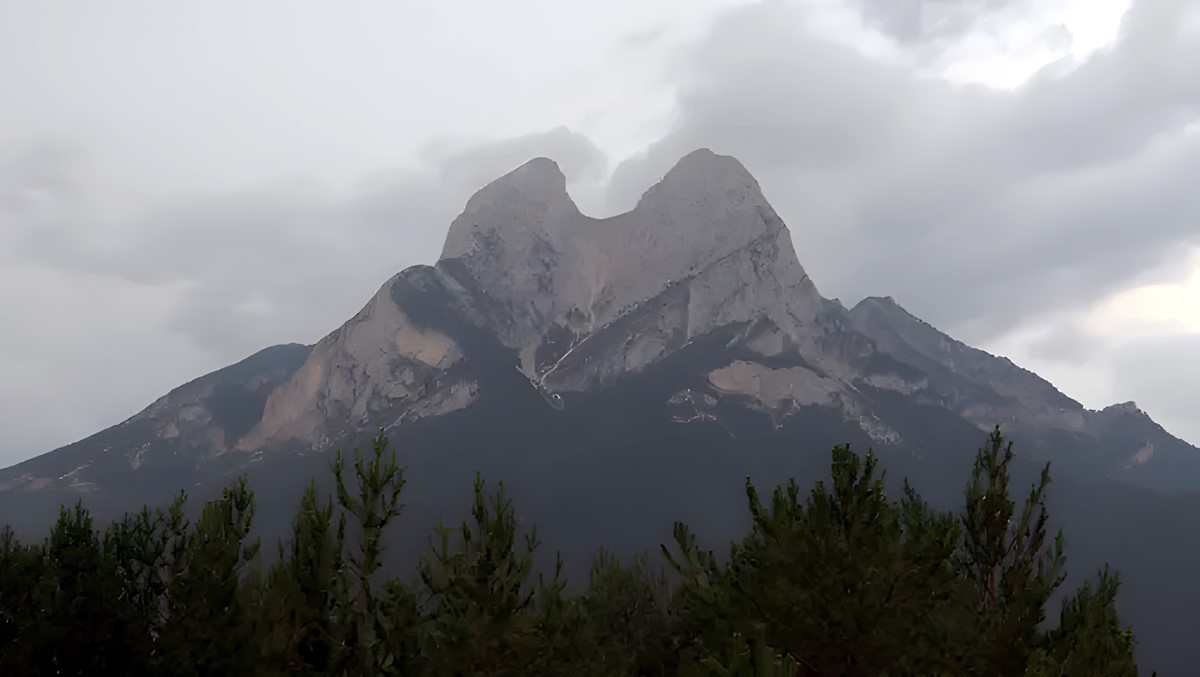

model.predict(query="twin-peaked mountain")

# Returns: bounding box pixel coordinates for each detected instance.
[6,149,1187,493]
[2,150,1198,671]
[241,150,829,451]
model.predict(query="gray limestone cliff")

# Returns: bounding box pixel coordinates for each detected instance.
[243,149,837,449]
[439,149,826,387]
[3,148,1198,676]
[237,273,468,450]
[5,148,1197,496]
[845,295,1199,487]
[223,148,1199,474]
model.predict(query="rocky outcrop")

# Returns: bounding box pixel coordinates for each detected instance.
[0,343,311,494]
[207,149,1200,472]
[708,360,838,410]
[848,295,1087,433]
[240,149,846,448]
[238,271,470,450]
[4,148,1199,676]
[439,149,827,386]
[845,295,1200,487]
[5,147,1198,499]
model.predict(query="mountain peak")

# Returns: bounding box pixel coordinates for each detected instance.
[854,295,900,310]
[432,148,823,383]
[851,296,920,325]
[498,156,568,194]
[440,157,577,261]
[666,147,753,180]
[636,148,762,211]
[1103,401,1145,416]
[486,155,567,194]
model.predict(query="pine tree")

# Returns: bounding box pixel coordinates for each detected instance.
[699,634,805,677]
[156,477,259,676]
[32,501,153,675]
[580,549,673,675]
[331,428,409,675]
[0,427,1148,675]
[961,427,1065,674]
[420,472,540,675]
[377,575,424,674]
[104,503,172,658]
[1028,565,1137,676]
[0,525,42,672]
[697,446,966,675]
[662,519,752,673]
[255,479,342,675]
[521,552,591,676]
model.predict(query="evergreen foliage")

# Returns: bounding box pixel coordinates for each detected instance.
[0,428,1142,675]
[961,427,1066,674]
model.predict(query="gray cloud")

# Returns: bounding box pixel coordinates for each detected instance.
[1024,317,1107,366]
[4,0,1200,463]
[1109,333,1200,444]
[609,0,1200,345]
[855,0,1017,44]
[0,140,82,216]
[44,128,608,361]
[423,127,608,199]
[0,139,89,261]
[620,25,667,49]
[0,127,610,464]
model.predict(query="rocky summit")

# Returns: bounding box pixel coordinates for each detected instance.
[237,149,835,453]
[3,149,1200,671]
[12,148,1183,490]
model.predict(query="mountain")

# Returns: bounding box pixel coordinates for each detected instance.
[2,149,1198,672]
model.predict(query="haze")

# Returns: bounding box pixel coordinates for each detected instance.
[1,0,1198,467]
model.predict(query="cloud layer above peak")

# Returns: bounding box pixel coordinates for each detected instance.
[609,0,1200,339]
[1,0,1198,463]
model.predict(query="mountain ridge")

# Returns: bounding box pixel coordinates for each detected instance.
[4,149,1199,671]
[3,148,1196,492]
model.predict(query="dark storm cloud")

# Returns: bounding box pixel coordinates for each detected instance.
[610,0,1200,344]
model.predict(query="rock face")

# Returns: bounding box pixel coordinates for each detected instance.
[238,273,468,451]
[440,149,826,388]
[4,148,1200,674]
[5,148,1197,493]
[238,150,837,450]
[842,295,1199,488]
[847,295,1086,433]
[0,344,311,496]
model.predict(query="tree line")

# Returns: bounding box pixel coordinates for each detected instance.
[0,427,1140,675]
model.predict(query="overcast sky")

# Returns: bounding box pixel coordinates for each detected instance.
[1,0,1197,466]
